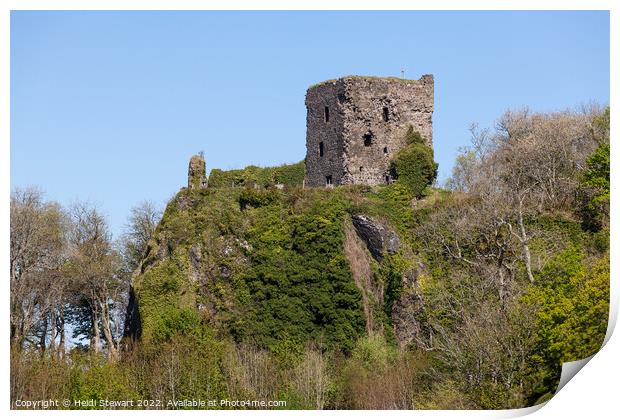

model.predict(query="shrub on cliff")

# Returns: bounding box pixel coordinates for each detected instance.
[390,128,437,198]
[238,188,280,210]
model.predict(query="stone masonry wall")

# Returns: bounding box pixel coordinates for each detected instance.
[304,75,434,187]
[304,80,346,187]
[188,154,208,189]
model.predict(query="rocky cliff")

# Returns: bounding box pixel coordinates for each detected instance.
[127,180,433,351]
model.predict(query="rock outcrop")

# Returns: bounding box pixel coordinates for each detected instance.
[351,214,400,261]
[391,262,426,349]
[348,213,424,348]
[343,221,381,335]
[123,286,141,341]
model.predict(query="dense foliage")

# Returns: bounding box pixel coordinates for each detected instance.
[235,190,366,352]
[390,127,438,198]
[208,161,305,188]
[579,108,610,232]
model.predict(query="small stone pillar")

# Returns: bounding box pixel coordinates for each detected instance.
[188,154,207,189]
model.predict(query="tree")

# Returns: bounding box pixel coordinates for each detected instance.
[119,201,162,342]
[578,106,610,231]
[64,202,126,359]
[121,201,162,272]
[419,194,521,307]
[10,187,67,351]
[447,108,601,284]
[522,250,609,399]
[424,106,608,406]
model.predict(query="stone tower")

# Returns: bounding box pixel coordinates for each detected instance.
[304,75,434,187]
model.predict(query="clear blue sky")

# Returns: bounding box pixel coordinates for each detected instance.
[11,11,610,238]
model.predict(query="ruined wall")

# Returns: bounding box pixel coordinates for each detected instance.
[305,75,434,187]
[304,80,346,187]
[188,154,208,189]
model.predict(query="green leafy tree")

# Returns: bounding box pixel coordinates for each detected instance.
[523,249,609,399]
[579,108,610,231]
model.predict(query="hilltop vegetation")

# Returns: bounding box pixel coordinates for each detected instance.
[11,107,609,409]
[208,161,305,188]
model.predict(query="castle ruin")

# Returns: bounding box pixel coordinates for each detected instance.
[188,153,208,189]
[304,75,434,187]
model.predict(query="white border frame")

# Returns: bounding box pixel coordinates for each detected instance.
[1,2,616,419]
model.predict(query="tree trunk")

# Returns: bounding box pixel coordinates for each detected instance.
[11,324,21,351]
[49,309,57,354]
[39,315,48,354]
[517,206,535,284]
[498,266,506,308]
[90,305,101,353]
[16,322,25,351]
[58,307,65,358]
[99,299,118,360]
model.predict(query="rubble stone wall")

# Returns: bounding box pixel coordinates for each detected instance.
[305,75,434,187]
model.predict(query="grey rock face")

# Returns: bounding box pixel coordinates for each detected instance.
[155,232,172,260]
[305,75,434,187]
[351,214,400,262]
[392,263,426,349]
[188,244,202,276]
[123,286,141,340]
